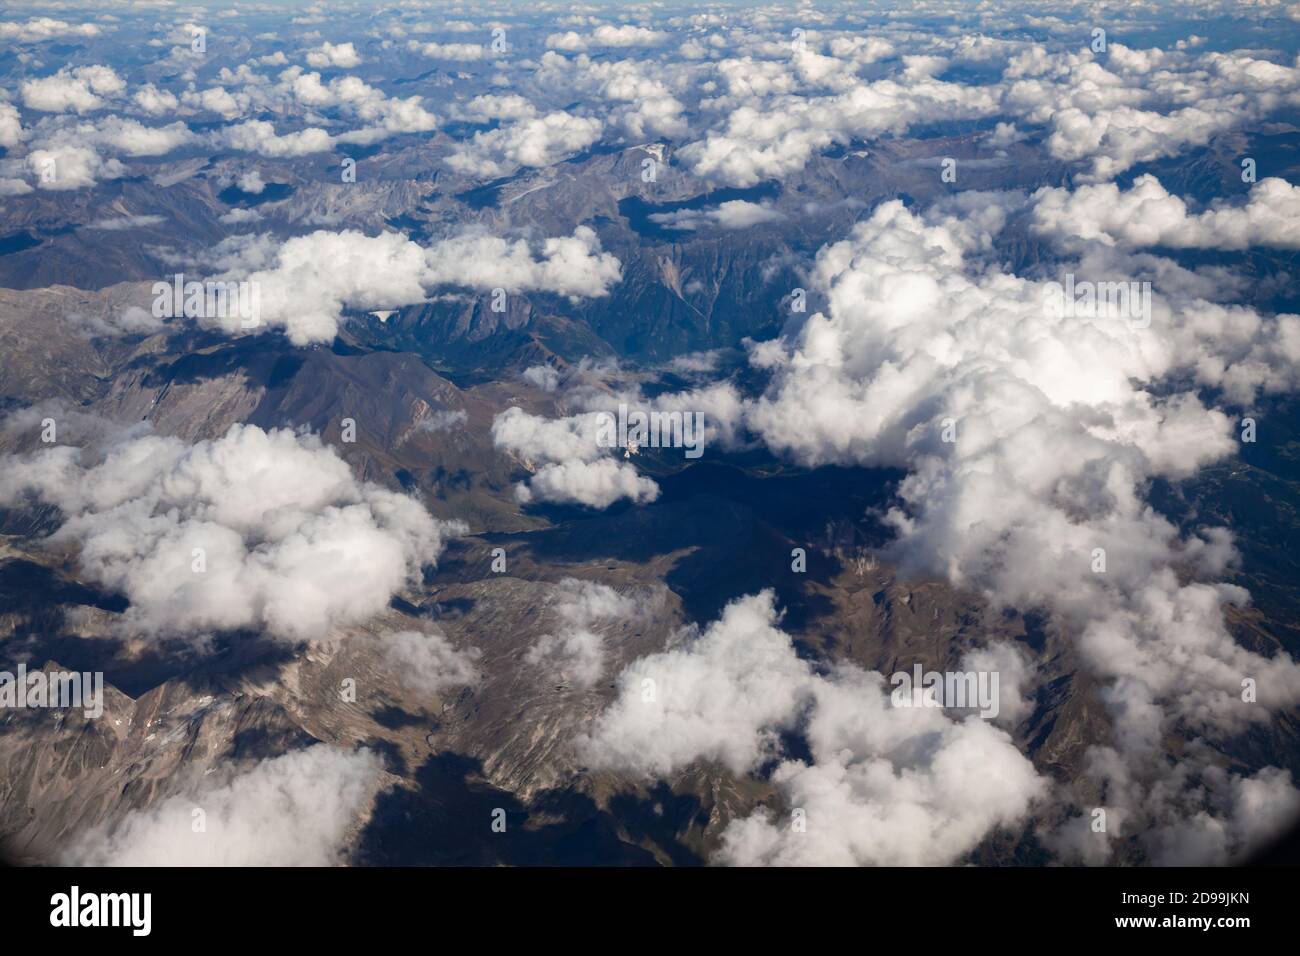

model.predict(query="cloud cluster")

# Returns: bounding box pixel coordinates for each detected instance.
[197,225,620,345]
[446,110,603,179]
[1032,175,1300,250]
[225,119,334,157]
[283,69,438,140]
[64,746,383,866]
[21,65,123,113]
[0,424,458,643]
[41,115,195,157]
[491,406,659,509]
[534,53,688,140]
[25,143,125,190]
[1003,44,1300,180]
[546,26,668,52]
[7,111,197,191]
[406,40,485,61]
[739,197,1300,862]
[583,591,1046,865]
[0,17,101,43]
[681,67,1000,186]
[487,368,749,510]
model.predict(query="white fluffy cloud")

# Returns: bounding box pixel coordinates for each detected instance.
[738,197,1300,863]
[546,26,668,51]
[0,17,101,43]
[583,591,1046,865]
[488,371,749,510]
[306,41,363,69]
[1032,175,1300,250]
[491,406,659,509]
[681,69,1000,186]
[285,70,438,139]
[534,53,687,140]
[21,65,124,113]
[1002,44,1300,180]
[133,84,179,116]
[26,144,125,190]
[517,458,660,509]
[12,114,193,191]
[446,111,603,178]
[0,424,459,642]
[198,225,619,345]
[407,40,485,61]
[421,226,621,297]
[0,101,24,148]
[225,119,334,157]
[33,115,195,157]
[455,93,537,123]
[581,591,815,777]
[64,747,383,866]
[95,116,195,156]
[650,199,785,231]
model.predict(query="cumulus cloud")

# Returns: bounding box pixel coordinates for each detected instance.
[407,40,485,61]
[237,170,266,194]
[11,114,192,191]
[133,84,179,116]
[0,424,459,643]
[1032,175,1300,250]
[1002,44,1300,180]
[546,26,668,51]
[197,225,619,344]
[219,208,264,225]
[583,591,1046,865]
[738,197,1300,863]
[26,144,125,190]
[98,117,195,155]
[681,70,999,186]
[306,41,362,69]
[184,85,249,120]
[517,451,660,508]
[0,17,101,43]
[284,70,438,139]
[30,115,195,158]
[650,199,785,231]
[224,119,334,157]
[64,746,383,866]
[0,101,24,148]
[421,226,621,298]
[534,54,687,140]
[828,36,895,65]
[491,406,659,509]
[21,65,123,113]
[581,591,815,777]
[521,365,560,391]
[454,93,537,123]
[446,110,602,178]
[490,406,611,464]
